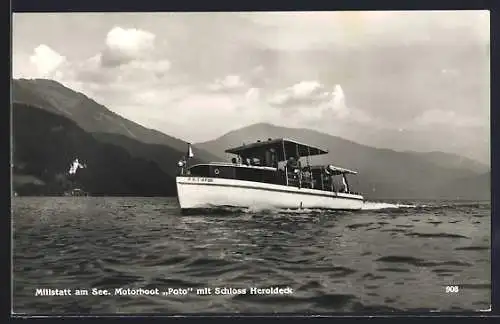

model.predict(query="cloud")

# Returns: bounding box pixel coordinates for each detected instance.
[154,92,264,141]
[329,84,349,118]
[115,59,171,83]
[101,27,156,67]
[71,55,171,90]
[70,54,111,83]
[267,81,374,129]
[14,25,174,111]
[245,87,260,101]
[326,87,374,125]
[15,25,169,92]
[244,11,489,50]
[268,81,349,117]
[208,75,246,92]
[440,68,460,77]
[268,80,328,106]
[29,44,67,77]
[251,65,265,75]
[290,80,322,98]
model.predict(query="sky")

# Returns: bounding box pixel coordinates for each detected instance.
[12,11,491,164]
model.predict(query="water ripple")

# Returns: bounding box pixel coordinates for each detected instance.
[12,197,490,314]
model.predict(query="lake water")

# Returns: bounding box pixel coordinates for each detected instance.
[12,197,491,314]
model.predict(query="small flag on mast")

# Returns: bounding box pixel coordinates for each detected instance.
[187,143,194,158]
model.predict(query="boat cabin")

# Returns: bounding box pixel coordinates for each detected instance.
[181,138,360,195]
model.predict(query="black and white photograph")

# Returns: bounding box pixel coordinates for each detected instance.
[12,11,490,314]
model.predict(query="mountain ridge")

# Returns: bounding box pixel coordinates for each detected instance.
[12,78,221,164]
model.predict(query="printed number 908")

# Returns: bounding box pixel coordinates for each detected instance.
[445,286,459,293]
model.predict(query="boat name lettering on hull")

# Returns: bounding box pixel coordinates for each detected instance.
[187,177,214,183]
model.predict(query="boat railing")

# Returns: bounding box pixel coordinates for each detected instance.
[287,172,299,187]
[286,170,316,189]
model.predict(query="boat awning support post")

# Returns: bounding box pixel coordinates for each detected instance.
[307,146,312,189]
[296,143,301,188]
[343,174,350,193]
[282,139,288,186]
[320,167,324,191]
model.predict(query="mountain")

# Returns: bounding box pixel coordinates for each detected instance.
[13,103,176,196]
[12,78,222,173]
[346,127,490,167]
[435,172,490,201]
[196,123,490,200]
[403,151,489,175]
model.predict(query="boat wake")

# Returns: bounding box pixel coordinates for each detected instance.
[193,201,443,216]
[243,202,420,214]
[361,201,419,210]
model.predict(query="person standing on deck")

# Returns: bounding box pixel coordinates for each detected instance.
[269,148,278,168]
[287,156,302,188]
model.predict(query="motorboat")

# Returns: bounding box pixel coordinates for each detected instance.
[176,138,364,213]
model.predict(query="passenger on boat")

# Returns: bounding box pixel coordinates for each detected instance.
[286,157,303,188]
[302,167,313,188]
[264,149,272,167]
[287,156,301,170]
[271,149,278,168]
[276,161,286,184]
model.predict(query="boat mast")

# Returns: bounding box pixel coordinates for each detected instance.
[282,139,288,186]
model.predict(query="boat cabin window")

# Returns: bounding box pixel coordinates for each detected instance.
[242,157,262,166]
[235,167,281,184]
[188,165,210,177]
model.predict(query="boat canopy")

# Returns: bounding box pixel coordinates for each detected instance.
[308,164,358,175]
[225,138,328,161]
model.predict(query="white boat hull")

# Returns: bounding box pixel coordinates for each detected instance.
[176,176,364,211]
